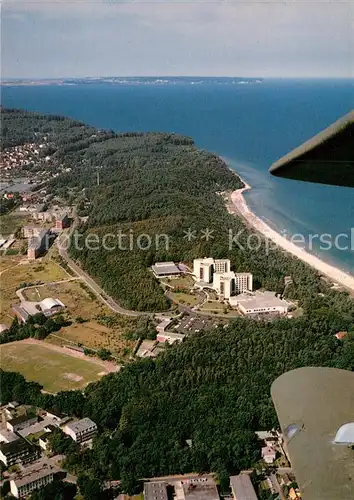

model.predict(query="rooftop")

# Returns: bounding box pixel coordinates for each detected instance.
[65,417,97,434]
[28,229,49,250]
[0,438,34,457]
[8,414,37,427]
[229,474,258,500]
[152,262,182,276]
[181,477,220,500]
[230,291,289,310]
[11,464,57,488]
[271,367,354,500]
[144,481,168,500]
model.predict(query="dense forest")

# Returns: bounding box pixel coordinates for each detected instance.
[1,108,354,496]
[1,323,354,494]
[0,108,339,312]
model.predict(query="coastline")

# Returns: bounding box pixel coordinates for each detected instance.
[227,179,354,293]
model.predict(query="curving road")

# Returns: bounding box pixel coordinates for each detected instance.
[56,231,149,318]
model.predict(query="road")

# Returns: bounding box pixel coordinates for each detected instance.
[269,473,287,500]
[56,230,148,318]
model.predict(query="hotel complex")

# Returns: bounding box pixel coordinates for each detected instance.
[193,258,253,299]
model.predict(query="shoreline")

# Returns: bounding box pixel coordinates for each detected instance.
[227,178,354,293]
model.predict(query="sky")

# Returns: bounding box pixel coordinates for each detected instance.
[2,0,354,78]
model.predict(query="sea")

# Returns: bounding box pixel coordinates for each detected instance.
[1,78,353,273]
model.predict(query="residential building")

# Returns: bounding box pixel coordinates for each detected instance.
[0,438,39,467]
[229,291,290,316]
[27,229,50,260]
[7,415,38,433]
[152,262,183,278]
[10,466,56,498]
[63,417,97,443]
[262,445,277,464]
[235,273,253,293]
[229,474,258,500]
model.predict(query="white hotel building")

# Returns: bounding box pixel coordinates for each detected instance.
[193,258,253,299]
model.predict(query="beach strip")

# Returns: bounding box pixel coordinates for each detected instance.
[228,182,354,293]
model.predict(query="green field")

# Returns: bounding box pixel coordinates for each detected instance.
[0,341,109,393]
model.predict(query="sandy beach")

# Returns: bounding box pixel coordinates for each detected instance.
[228,181,354,293]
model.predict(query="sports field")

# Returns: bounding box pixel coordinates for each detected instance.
[0,340,114,393]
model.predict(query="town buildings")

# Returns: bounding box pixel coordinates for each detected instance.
[10,465,56,498]
[7,415,38,433]
[0,438,39,467]
[63,417,97,443]
[144,476,220,500]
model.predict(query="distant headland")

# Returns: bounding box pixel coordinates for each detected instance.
[1,76,264,87]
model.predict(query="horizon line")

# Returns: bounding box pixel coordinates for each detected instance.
[2,76,354,81]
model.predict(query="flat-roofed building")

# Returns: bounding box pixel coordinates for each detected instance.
[156,331,185,344]
[214,259,230,274]
[7,415,38,433]
[235,273,253,294]
[27,229,50,260]
[152,262,182,278]
[229,291,289,316]
[144,481,168,500]
[213,271,235,299]
[22,226,43,238]
[193,257,215,283]
[180,477,220,500]
[10,466,56,498]
[229,474,258,500]
[0,428,18,443]
[0,438,39,467]
[63,417,97,443]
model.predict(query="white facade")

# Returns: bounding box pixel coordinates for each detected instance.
[193,258,215,283]
[229,291,289,316]
[7,416,38,433]
[63,417,97,443]
[235,273,253,294]
[213,271,235,299]
[10,470,54,498]
[214,259,230,274]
